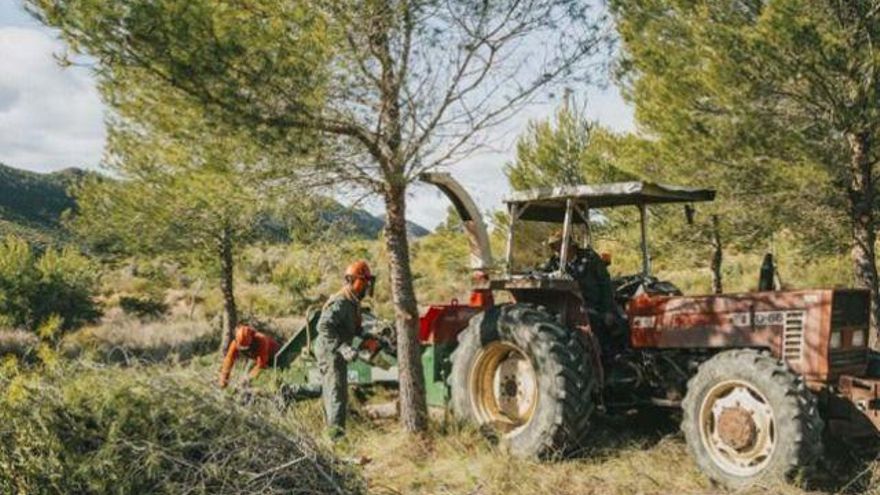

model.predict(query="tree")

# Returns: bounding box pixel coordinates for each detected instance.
[611,0,880,334]
[70,85,299,352]
[506,100,635,189]
[29,0,608,432]
[74,172,255,352]
[506,100,773,290]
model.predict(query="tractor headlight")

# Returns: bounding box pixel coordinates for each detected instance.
[852,329,867,347]
[830,332,842,349]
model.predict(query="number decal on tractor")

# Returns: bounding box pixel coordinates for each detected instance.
[730,311,786,328]
[631,316,656,328]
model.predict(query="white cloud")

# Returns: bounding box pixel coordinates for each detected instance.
[0,27,105,172]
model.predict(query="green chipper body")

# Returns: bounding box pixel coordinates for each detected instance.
[271,306,467,408]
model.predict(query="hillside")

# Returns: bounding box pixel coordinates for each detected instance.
[0,163,429,245]
[0,163,85,246]
[376,213,432,238]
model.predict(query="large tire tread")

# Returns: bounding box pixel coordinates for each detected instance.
[681,349,823,489]
[450,303,598,458]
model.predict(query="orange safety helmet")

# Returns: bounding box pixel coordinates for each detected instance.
[345,260,375,299]
[235,324,256,350]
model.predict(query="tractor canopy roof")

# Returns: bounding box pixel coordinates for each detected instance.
[504,181,716,222]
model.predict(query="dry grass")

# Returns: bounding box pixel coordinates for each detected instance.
[61,312,217,363]
[0,330,39,362]
[286,397,880,495]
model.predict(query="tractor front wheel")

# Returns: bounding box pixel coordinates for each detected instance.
[450,304,597,459]
[681,349,823,489]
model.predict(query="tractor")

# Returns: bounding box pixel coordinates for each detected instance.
[279,173,879,489]
[414,173,878,489]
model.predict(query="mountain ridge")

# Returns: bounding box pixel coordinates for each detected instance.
[0,163,430,245]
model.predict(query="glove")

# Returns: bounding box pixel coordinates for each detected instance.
[339,345,358,362]
[360,337,382,354]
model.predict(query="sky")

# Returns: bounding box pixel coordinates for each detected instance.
[0,1,635,230]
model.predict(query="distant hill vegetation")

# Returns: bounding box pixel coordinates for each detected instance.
[376,213,431,238]
[0,163,85,246]
[0,163,429,246]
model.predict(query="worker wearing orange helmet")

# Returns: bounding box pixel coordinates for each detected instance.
[218,323,280,389]
[315,260,375,437]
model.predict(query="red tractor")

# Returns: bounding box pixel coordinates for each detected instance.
[417,173,879,489]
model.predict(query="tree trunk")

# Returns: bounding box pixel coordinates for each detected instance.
[846,131,880,341]
[710,215,723,295]
[383,184,428,432]
[218,225,238,355]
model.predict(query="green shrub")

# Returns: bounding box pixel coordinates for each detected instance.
[269,245,323,309]
[33,246,102,329]
[0,236,100,332]
[0,235,38,329]
[0,365,364,494]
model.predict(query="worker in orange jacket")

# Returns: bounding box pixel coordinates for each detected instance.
[218,324,280,388]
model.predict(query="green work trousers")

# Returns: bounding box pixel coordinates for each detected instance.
[319,353,348,437]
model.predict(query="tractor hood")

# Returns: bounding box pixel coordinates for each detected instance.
[419,172,494,271]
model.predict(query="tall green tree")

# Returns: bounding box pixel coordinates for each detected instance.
[505,99,818,292]
[611,0,880,329]
[506,101,635,189]
[29,0,609,431]
[70,81,300,351]
[74,169,260,353]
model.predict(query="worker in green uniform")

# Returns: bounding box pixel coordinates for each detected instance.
[315,260,375,438]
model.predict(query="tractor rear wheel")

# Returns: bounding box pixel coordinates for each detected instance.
[681,349,823,489]
[449,304,597,459]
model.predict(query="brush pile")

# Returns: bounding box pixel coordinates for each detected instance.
[0,364,364,494]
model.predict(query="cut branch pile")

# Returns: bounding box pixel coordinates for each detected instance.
[0,364,364,494]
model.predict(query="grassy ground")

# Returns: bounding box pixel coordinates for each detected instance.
[301,389,880,495]
[5,308,879,495]
[0,329,38,362]
[2,314,878,495]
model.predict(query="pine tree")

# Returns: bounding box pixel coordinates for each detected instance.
[611,0,879,331]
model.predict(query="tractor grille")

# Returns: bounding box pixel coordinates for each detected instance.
[782,311,805,362]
